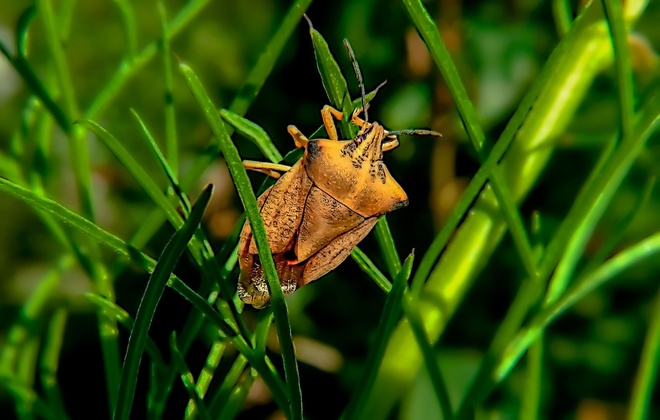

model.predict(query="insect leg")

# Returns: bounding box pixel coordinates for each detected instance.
[243,160,291,179]
[382,136,400,152]
[350,107,368,128]
[287,125,310,149]
[321,105,343,140]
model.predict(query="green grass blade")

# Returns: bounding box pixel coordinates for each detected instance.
[158,2,179,175]
[544,91,660,305]
[363,0,650,415]
[628,287,660,420]
[374,216,402,278]
[78,119,179,220]
[0,256,67,374]
[0,47,71,133]
[520,338,543,420]
[401,0,486,153]
[402,291,453,420]
[104,0,309,283]
[463,56,660,416]
[208,355,248,415]
[0,177,153,275]
[85,294,167,368]
[220,109,283,163]
[307,21,355,137]
[404,0,539,281]
[552,0,573,36]
[496,231,660,383]
[123,111,250,343]
[39,306,69,420]
[113,0,138,59]
[114,185,213,420]
[218,369,257,420]
[180,63,301,419]
[185,340,225,418]
[85,0,212,119]
[410,163,488,295]
[602,0,635,141]
[129,110,191,214]
[0,177,240,341]
[169,334,211,420]
[16,328,39,409]
[56,0,76,41]
[0,377,52,418]
[342,252,414,420]
[351,247,392,294]
[16,5,36,57]
[581,176,655,276]
[38,0,94,221]
[37,0,79,119]
[228,0,312,115]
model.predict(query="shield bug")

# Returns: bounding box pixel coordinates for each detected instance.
[237,42,441,308]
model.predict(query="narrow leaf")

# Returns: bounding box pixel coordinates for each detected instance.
[220,109,283,163]
[343,252,414,419]
[114,185,213,420]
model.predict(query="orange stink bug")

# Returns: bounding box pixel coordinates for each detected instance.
[237,41,440,308]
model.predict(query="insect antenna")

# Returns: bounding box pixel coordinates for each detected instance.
[388,128,443,137]
[343,39,369,122]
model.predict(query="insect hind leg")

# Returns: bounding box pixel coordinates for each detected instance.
[243,160,292,179]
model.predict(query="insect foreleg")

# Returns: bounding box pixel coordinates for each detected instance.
[287,125,311,149]
[321,105,343,140]
[243,161,292,179]
[350,107,369,128]
[382,136,400,152]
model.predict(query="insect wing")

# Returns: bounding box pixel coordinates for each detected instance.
[245,160,312,255]
[301,216,379,285]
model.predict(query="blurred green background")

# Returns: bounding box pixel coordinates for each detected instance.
[1,0,659,418]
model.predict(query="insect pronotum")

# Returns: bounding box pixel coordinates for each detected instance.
[238,40,441,308]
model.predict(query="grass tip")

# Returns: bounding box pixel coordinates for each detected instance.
[303,14,313,31]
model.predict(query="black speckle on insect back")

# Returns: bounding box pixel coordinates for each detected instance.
[377,163,387,184]
[341,141,357,157]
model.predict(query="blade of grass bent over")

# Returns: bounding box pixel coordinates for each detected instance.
[113,185,213,420]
